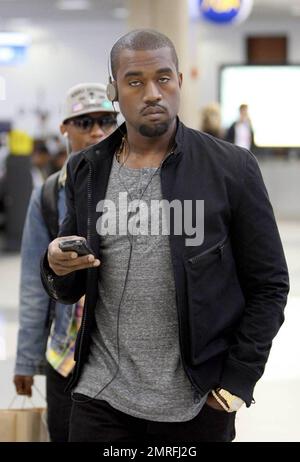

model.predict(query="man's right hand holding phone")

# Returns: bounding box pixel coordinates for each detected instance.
[48,236,101,276]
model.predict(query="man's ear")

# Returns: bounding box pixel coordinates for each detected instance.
[60,124,68,137]
[178,72,183,89]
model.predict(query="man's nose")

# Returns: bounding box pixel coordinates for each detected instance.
[90,122,106,138]
[143,81,162,103]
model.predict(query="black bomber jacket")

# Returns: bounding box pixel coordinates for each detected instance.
[41,120,289,406]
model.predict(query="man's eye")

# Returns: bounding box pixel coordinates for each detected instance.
[159,77,170,83]
[129,81,142,87]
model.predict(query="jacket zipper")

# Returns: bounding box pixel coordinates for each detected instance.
[188,235,228,265]
[69,163,93,388]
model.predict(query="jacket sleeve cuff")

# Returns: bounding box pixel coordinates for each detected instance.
[14,361,46,376]
[40,251,72,301]
[40,250,86,304]
[219,359,259,407]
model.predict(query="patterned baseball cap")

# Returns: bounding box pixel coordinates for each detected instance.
[62,82,117,123]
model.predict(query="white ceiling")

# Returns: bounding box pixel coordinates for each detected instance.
[0,0,128,25]
[0,0,299,27]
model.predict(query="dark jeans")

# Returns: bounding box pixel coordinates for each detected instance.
[46,362,73,442]
[69,393,236,443]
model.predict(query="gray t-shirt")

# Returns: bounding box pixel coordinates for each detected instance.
[75,156,206,421]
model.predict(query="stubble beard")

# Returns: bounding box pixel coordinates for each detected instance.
[138,122,169,138]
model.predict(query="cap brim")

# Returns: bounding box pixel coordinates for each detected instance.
[63,106,118,123]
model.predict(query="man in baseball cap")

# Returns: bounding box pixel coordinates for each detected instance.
[61,82,118,154]
[14,83,118,441]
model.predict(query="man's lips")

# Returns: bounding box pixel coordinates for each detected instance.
[142,106,165,115]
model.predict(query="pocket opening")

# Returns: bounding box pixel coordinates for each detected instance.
[188,235,229,265]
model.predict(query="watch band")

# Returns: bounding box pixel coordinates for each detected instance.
[212,388,245,413]
[211,390,231,412]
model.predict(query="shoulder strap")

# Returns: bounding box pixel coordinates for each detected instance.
[40,171,60,240]
[41,171,61,329]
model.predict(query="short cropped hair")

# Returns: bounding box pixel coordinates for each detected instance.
[110,29,179,80]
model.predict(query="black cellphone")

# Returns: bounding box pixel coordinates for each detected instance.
[59,239,94,256]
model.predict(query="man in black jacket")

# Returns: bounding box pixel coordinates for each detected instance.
[41,29,289,443]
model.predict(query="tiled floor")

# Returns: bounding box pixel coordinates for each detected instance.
[0,221,299,441]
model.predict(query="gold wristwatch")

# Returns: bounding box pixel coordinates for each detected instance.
[211,388,245,413]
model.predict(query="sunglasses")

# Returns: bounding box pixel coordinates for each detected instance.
[68,114,117,133]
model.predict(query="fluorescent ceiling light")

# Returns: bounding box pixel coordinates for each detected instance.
[56,0,91,10]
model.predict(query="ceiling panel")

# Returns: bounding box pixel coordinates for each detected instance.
[0,0,127,23]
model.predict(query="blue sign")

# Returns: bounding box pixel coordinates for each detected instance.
[199,0,253,25]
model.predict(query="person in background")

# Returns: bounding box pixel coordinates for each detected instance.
[226,103,254,150]
[46,134,68,175]
[49,147,68,174]
[30,139,52,187]
[200,102,224,139]
[13,82,118,442]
